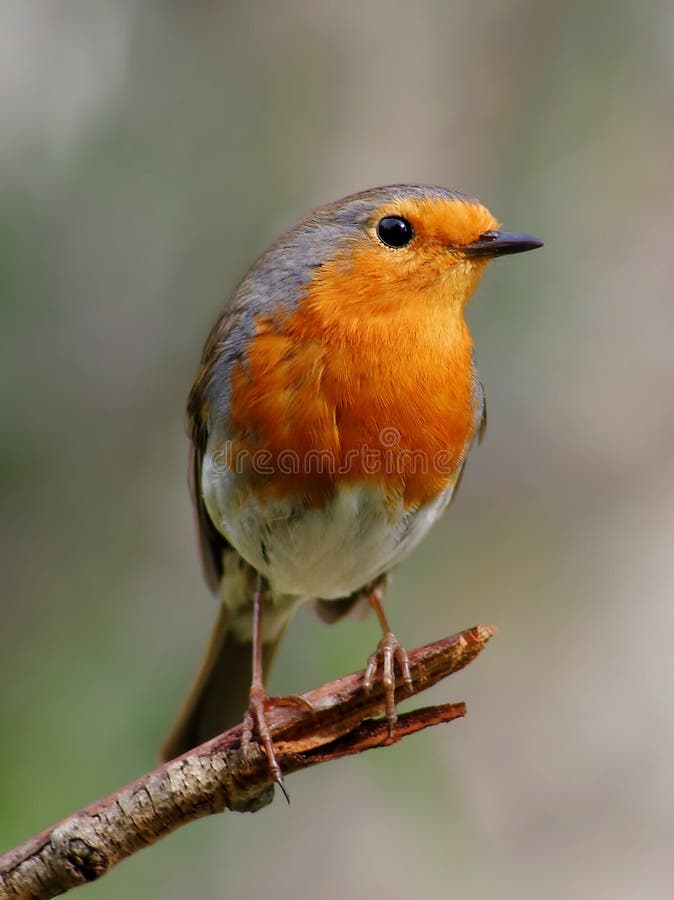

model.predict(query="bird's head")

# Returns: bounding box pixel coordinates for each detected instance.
[254,184,542,319]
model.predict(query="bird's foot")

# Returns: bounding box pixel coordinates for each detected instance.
[242,687,289,803]
[363,631,414,739]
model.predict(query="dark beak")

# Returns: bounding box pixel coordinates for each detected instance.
[464,230,544,258]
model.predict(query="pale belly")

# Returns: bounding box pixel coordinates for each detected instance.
[201,450,459,602]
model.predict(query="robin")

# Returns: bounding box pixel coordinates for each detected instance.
[161,184,542,791]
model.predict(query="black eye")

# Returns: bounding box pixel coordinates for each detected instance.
[376,215,414,248]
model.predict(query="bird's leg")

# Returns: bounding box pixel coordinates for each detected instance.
[363,581,413,738]
[241,580,289,802]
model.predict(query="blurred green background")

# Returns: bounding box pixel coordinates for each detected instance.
[2,2,673,898]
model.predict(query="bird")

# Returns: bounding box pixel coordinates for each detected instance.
[161,184,542,790]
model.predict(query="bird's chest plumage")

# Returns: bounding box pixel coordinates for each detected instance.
[201,286,480,599]
[226,291,478,507]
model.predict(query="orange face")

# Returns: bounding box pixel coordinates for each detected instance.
[226,194,504,510]
[326,195,501,308]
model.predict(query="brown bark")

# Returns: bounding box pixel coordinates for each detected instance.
[0,624,494,900]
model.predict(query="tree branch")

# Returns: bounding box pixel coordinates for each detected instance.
[0,624,494,900]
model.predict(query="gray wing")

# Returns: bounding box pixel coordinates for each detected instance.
[449,377,486,506]
[187,412,228,593]
[186,299,248,594]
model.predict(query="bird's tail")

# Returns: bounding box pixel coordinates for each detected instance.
[160,603,282,762]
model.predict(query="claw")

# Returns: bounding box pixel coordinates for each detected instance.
[242,688,289,803]
[363,631,413,738]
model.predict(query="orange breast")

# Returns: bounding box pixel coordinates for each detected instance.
[228,244,479,510]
